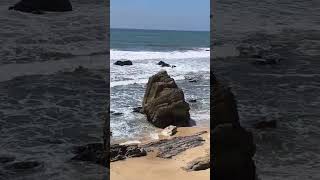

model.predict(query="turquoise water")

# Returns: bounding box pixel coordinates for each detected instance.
[111,28,209,51]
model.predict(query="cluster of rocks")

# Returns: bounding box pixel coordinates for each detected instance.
[157,61,176,68]
[212,76,256,180]
[9,0,72,14]
[237,43,283,65]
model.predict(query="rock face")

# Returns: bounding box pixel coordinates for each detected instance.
[142,71,190,128]
[9,0,72,13]
[157,61,170,67]
[212,76,256,180]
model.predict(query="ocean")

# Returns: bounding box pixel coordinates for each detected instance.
[110,28,210,142]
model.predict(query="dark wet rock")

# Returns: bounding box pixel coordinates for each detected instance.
[171,65,176,68]
[212,77,240,129]
[8,0,72,14]
[4,161,43,172]
[188,99,197,103]
[132,106,144,114]
[114,60,133,66]
[157,61,170,67]
[0,155,15,164]
[212,124,256,180]
[110,144,146,162]
[111,112,123,116]
[183,155,210,171]
[71,143,107,166]
[142,131,207,158]
[142,71,190,128]
[254,120,277,129]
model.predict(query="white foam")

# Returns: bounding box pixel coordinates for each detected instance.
[111,48,209,61]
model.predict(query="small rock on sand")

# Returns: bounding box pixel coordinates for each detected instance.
[161,125,177,136]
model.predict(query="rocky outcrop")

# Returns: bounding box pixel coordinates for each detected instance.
[212,76,240,129]
[183,155,210,171]
[212,76,256,180]
[157,61,170,67]
[142,131,207,158]
[110,144,146,162]
[9,0,72,14]
[114,60,133,66]
[142,71,190,128]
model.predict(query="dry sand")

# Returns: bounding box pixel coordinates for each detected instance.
[110,127,210,180]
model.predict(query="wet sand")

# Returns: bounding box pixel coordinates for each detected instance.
[110,127,210,180]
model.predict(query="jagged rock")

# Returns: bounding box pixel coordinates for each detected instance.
[142,71,190,128]
[157,61,170,67]
[212,77,241,129]
[114,60,133,66]
[212,124,256,180]
[110,144,146,162]
[8,0,72,14]
[132,106,144,114]
[160,125,177,136]
[254,120,277,129]
[142,131,207,158]
[0,155,15,163]
[183,155,210,171]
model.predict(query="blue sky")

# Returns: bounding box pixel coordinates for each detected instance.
[111,0,210,31]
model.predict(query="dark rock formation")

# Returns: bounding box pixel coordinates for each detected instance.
[142,71,190,128]
[114,60,133,66]
[9,0,72,13]
[212,76,256,180]
[183,155,210,171]
[110,144,146,162]
[254,120,277,129]
[157,61,170,67]
[212,76,240,129]
[212,124,256,180]
[142,131,207,158]
[132,106,144,114]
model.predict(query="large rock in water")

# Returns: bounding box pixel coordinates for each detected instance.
[9,0,72,13]
[142,71,190,128]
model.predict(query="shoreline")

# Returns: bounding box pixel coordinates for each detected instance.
[110,126,210,180]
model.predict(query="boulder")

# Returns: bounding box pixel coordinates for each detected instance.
[212,76,240,129]
[183,155,210,171]
[142,71,190,128]
[157,61,170,67]
[114,60,133,66]
[160,125,177,136]
[9,0,72,13]
[212,124,256,180]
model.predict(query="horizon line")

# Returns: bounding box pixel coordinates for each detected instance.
[110,27,210,32]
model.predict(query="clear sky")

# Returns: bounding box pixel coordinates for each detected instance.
[111,0,210,31]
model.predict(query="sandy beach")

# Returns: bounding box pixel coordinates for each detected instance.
[110,127,210,180]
